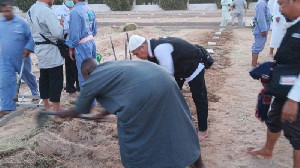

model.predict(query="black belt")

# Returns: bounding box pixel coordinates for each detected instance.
[35,41,53,45]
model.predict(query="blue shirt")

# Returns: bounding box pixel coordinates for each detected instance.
[0,15,34,65]
[65,2,97,48]
[253,0,272,35]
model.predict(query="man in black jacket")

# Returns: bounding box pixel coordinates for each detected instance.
[247,0,300,166]
[129,35,209,141]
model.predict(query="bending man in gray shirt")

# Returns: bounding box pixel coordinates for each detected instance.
[57,58,205,168]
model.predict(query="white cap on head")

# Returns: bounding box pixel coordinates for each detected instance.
[128,35,146,51]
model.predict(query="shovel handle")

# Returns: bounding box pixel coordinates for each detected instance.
[39,110,112,122]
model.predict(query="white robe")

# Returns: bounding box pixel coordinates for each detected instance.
[270,1,286,48]
[220,0,232,26]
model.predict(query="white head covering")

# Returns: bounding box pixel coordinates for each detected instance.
[128,35,146,51]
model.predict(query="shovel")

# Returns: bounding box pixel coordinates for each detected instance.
[36,110,112,128]
[13,58,26,102]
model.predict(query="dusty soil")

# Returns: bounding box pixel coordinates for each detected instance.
[0,10,294,167]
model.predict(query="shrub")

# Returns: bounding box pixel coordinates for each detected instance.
[14,0,35,12]
[88,0,104,4]
[104,0,133,11]
[159,0,188,10]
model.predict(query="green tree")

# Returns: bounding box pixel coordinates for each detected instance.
[14,0,35,12]
[104,0,133,11]
[159,0,188,10]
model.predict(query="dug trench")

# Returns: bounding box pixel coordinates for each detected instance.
[0,27,232,167]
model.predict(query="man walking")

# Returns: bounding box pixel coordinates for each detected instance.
[251,0,272,67]
[129,35,209,141]
[231,0,247,26]
[27,0,64,112]
[0,1,39,118]
[54,0,80,98]
[57,58,205,168]
[220,0,232,27]
[247,0,300,166]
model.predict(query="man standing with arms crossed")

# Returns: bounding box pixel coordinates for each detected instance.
[27,0,64,112]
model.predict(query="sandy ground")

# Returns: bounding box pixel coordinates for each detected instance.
[0,10,295,167]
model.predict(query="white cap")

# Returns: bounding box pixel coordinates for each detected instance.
[128,35,146,51]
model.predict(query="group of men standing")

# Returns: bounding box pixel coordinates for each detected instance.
[0,0,300,167]
[0,0,97,117]
[0,0,207,167]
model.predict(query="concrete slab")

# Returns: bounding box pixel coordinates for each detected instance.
[206,49,214,54]
[208,42,216,46]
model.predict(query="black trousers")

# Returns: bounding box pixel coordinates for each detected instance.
[63,34,80,93]
[176,69,208,131]
[266,97,300,150]
[39,65,63,102]
[65,53,80,93]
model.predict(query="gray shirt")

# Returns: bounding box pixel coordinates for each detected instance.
[75,60,201,168]
[231,0,247,13]
[26,1,64,69]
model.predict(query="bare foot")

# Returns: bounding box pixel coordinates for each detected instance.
[42,104,52,111]
[198,131,208,141]
[251,62,260,68]
[246,147,272,159]
[68,92,78,98]
[53,107,66,113]
[0,111,9,118]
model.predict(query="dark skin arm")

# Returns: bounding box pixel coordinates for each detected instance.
[23,49,31,58]
[56,108,110,122]
[261,31,267,37]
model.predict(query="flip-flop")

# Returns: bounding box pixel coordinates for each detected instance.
[0,111,9,118]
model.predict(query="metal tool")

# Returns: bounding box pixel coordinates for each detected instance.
[110,36,117,60]
[126,33,132,60]
[36,110,112,128]
[125,39,128,60]
[13,58,26,102]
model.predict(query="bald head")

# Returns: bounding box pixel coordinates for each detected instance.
[81,58,98,79]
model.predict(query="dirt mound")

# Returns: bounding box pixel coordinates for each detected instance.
[0,26,231,168]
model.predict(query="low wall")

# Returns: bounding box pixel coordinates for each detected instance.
[14,3,220,13]
[52,4,110,12]
[132,5,162,11]
[188,3,218,10]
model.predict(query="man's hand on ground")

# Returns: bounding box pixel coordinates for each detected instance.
[282,99,299,123]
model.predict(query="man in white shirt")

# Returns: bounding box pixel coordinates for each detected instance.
[26,0,64,112]
[247,0,300,166]
[129,35,210,141]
